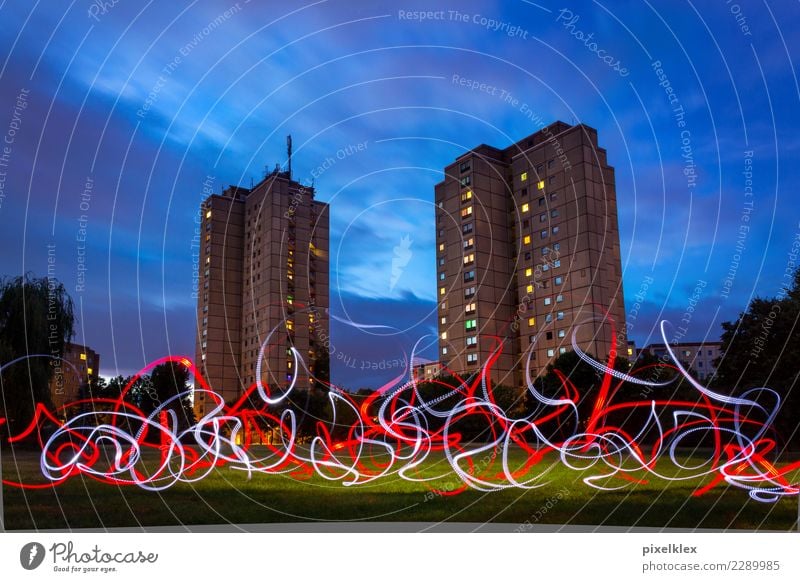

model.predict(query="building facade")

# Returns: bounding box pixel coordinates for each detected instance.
[434,121,626,388]
[412,360,443,382]
[49,342,100,418]
[194,167,329,418]
[642,341,722,382]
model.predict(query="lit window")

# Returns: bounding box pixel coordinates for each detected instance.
[80,353,87,361]
[87,368,93,375]
[441,332,447,340]
[467,353,479,364]
[555,276,563,285]
[627,348,634,356]
[547,348,555,357]
[528,317,535,327]
[544,297,552,306]
[466,336,478,346]
[465,319,477,330]
[537,180,545,190]
[442,347,448,355]
[463,238,474,249]
[521,172,528,182]
[441,316,447,324]
[525,268,532,277]
[439,243,445,252]
[558,330,565,338]
[557,311,564,320]
[559,347,566,354]
[523,235,531,245]
[465,303,476,314]
[556,294,563,303]
[463,254,475,265]
[521,203,529,213]
[552,226,560,235]
[205,210,212,219]
[526,284,533,293]
[440,287,446,295]
[461,190,473,202]
[545,314,552,323]
[465,286,476,298]
[553,259,561,268]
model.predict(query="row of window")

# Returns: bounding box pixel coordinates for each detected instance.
[522,226,562,244]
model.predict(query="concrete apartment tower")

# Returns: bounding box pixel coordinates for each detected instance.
[194,158,330,418]
[48,342,100,420]
[434,121,626,388]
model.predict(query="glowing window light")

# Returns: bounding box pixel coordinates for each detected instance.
[205,210,212,219]
[523,235,531,245]
[521,172,528,182]
[537,180,545,190]
[80,354,87,361]
[521,203,529,213]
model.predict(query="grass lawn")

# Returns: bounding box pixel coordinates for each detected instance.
[2,445,798,531]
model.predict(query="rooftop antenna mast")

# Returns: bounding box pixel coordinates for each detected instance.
[286,134,292,179]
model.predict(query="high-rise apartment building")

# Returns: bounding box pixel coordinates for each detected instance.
[194,164,329,418]
[434,121,626,388]
[48,342,100,420]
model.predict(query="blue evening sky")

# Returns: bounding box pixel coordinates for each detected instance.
[0,0,797,388]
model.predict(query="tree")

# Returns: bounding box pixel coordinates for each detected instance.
[533,350,602,419]
[148,362,196,434]
[712,269,800,450]
[0,274,74,437]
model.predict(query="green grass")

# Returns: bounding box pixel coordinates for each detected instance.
[2,445,798,531]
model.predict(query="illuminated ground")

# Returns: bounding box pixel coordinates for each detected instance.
[2,446,798,531]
